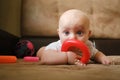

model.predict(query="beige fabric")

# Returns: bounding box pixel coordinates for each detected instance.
[22,0,58,36]
[91,0,120,38]
[22,0,120,38]
[0,56,120,80]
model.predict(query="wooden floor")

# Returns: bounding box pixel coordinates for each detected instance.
[0,56,120,80]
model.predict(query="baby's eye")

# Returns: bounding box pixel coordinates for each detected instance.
[64,31,69,35]
[77,31,83,35]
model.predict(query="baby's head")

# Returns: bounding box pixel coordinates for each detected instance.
[58,9,91,44]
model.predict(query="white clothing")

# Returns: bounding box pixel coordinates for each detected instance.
[45,40,98,59]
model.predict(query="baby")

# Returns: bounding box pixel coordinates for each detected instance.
[37,9,110,66]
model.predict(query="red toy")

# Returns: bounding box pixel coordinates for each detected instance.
[61,39,90,64]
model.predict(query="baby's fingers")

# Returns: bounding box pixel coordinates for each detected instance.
[74,59,86,66]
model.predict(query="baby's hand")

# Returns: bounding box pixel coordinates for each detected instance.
[94,52,111,65]
[101,57,111,65]
[74,59,86,66]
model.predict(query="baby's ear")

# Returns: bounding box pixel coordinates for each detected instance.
[57,28,59,34]
[88,30,92,37]
[57,28,59,32]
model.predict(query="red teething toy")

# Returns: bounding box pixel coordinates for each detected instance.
[61,39,90,64]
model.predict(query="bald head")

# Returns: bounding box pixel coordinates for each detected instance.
[58,9,90,29]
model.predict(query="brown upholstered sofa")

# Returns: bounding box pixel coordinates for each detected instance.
[1,0,120,56]
[21,0,120,55]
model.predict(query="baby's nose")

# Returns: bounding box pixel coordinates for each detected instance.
[69,34,77,39]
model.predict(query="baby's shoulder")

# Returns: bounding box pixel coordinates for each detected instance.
[86,40,93,46]
[45,40,61,51]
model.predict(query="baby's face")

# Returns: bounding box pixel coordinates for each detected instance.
[58,10,91,44]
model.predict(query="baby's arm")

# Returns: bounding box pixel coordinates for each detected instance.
[94,51,111,64]
[37,47,84,65]
[37,47,68,64]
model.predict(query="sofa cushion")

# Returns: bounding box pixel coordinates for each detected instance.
[22,0,120,39]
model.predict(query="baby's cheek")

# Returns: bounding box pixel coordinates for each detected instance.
[78,37,88,43]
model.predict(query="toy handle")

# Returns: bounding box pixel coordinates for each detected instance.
[61,39,90,64]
